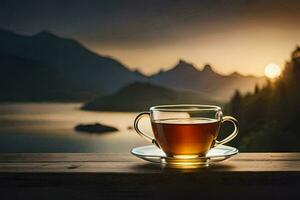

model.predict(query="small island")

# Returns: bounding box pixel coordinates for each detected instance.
[75,123,118,134]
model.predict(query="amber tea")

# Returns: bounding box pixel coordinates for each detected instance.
[152,118,220,157]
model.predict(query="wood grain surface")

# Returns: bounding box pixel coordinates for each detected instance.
[0,153,299,200]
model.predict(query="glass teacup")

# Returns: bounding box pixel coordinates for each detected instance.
[134,105,239,158]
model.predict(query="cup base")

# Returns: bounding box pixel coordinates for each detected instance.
[162,156,209,168]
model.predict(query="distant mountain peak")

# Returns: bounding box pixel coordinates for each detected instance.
[173,59,198,72]
[132,69,146,77]
[178,59,189,64]
[178,59,193,66]
[202,64,214,72]
[34,30,57,38]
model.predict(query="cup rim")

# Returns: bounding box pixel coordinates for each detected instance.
[150,104,221,112]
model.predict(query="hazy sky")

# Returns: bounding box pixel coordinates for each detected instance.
[1,0,300,75]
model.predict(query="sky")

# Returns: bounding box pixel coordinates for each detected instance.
[0,0,300,76]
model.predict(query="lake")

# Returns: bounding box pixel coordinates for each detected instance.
[0,103,150,153]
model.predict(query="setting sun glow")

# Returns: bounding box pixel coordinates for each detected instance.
[264,64,281,79]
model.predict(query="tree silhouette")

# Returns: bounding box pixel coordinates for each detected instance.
[227,46,300,151]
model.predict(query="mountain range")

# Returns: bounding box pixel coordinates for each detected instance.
[0,28,144,101]
[150,60,266,101]
[0,28,265,102]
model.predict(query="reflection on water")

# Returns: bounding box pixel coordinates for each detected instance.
[0,103,150,153]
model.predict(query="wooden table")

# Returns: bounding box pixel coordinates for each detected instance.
[0,153,299,200]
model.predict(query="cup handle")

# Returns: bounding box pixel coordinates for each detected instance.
[134,112,160,148]
[214,116,239,146]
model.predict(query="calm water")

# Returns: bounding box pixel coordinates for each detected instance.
[0,103,150,153]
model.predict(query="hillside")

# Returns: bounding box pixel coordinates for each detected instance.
[0,51,71,101]
[82,82,219,112]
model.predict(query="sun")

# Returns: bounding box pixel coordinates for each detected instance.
[264,63,281,79]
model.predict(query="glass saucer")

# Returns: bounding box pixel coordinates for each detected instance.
[131,145,238,167]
